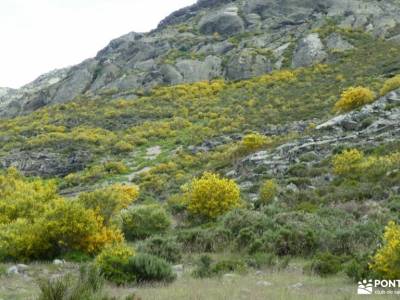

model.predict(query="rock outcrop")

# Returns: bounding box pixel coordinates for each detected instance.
[235,88,400,182]
[1,150,91,177]
[292,34,327,68]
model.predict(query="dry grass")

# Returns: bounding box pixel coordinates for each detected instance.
[133,270,394,300]
[0,261,398,300]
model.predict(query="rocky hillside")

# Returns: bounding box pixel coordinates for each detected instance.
[1,0,400,118]
[2,2,400,298]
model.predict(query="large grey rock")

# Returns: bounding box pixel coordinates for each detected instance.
[51,59,98,103]
[198,6,244,36]
[226,49,273,80]
[160,64,183,85]
[325,33,354,52]
[292,34,327,68]
[89,63,121,91]
[7,266,19,275]
[176,56,222,82]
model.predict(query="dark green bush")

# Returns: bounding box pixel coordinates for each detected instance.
[95,244,135,285]
[305,252,342,277]
[62,251,92,263]
[211,259,247,275]
[137,236,182,263]
[345,254,375,283]
[192,256,246,278]
[235,227,257,250]
[192,255,213,278]
[221,209,271,236]
[125,254,176,283]
[121,204,172,240]
[388,195,400,213]
[98,254,135,285]
[177,226,231,252]
[245,253,277,269]
[271,226,318,256]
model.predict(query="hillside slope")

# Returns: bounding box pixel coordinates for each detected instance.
[1,0,400,117]
[1,1,400,298]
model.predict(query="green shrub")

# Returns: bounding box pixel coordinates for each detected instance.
[120,204,172,240]
[212,259,247,275]
[125,254,176,283]
[388,195,400,213]
[192,255,213,278]
[345,254,375,283]
[235,227,257,250]
[245,253,277,269]
[137,236,182,263]
[271,226,318,256]
[305,252,342,277]
[95,244,135,285]
[177,226,231,252]
[221,209,271,236]
[192,256,247,278]
[62,251,92,263]
[0,265,6,277]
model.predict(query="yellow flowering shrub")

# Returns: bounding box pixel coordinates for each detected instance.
[185,172,241,219]
[103,161,129,174]
[380,75,400,96]
[113,141,134,153]
[370,221,400,279]
[0,169,123,261]
[333,149,400,178]
[0,199,123,261]
[78,184,139,224]
[0,219,50,261]
[240,133,272,154]
[259,179,278,205]
[334,86,376,113]
[43,199,123,254]
[0,167,58,223]
[333,149,365,175]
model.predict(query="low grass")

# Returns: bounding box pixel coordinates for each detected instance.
[0,261,398,300]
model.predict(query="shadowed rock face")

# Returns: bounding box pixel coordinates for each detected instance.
[1,0,400,118]
[1,150,91,177]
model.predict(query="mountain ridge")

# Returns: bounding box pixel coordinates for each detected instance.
[0,0,400,118]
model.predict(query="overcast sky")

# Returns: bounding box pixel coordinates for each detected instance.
[0,0,196,88]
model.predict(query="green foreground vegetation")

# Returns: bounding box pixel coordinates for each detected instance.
[1,259,400,300]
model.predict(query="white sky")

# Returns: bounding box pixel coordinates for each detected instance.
[0,0,196,88]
